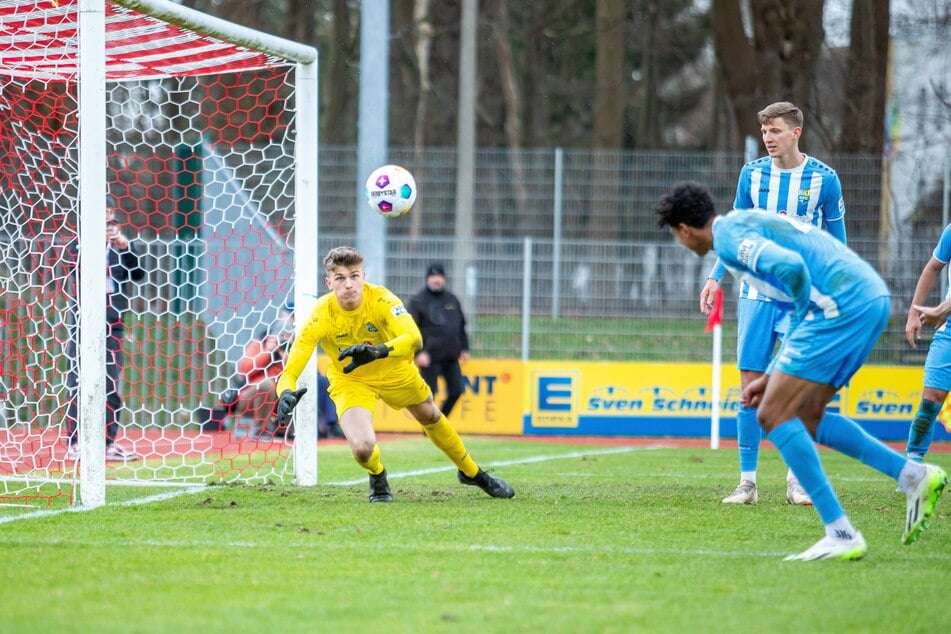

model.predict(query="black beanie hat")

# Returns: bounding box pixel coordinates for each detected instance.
[426,263,446,278]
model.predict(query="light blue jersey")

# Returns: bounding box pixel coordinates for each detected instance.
[714,210,886,323]
[931,223,951,334]
[923,223,951,390]
[735,155,845,232]
[714,210,889,386]
[710,155,846,295]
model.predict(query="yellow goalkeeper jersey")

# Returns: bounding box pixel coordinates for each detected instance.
[277,282,422,392]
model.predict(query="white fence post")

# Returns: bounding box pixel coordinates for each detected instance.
[521,236,533,362]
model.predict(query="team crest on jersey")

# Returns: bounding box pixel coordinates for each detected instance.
[737,239,756,266]
[364,322,379,333]
[798,189,811,204]
[390,303,407,317]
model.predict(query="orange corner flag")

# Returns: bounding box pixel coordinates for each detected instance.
[705,287,723,333]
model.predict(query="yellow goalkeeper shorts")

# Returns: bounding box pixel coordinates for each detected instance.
[328,366,431,416]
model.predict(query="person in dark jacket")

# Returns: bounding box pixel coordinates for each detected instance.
[407,263,470,417]
[65,198,145,461]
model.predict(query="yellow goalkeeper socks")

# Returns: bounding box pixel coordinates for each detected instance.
[422,416,479,478]
[356,444,384,476]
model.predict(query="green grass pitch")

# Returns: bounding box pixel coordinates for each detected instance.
[0,436,948,633]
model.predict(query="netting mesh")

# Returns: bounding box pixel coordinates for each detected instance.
[0,1,305,505]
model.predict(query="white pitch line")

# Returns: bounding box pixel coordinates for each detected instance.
[0,485,209,525]
[0,446,638,525]
[3,533,949,562]
[328,445,640,486]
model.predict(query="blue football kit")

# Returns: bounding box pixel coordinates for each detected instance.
[712,155,847,371]
[922,223,951,391]
[713,210,889,387]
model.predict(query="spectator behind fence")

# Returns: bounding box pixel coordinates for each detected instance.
[66,197,145,462]
[197,302,295,437]
[407,262,471,418]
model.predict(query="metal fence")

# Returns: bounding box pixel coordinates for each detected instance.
[313,146,948,366]
[98,145,951,368]
[128,231,935,368]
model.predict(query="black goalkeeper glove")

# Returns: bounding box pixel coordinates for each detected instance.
[275,388,308,427]
[337,343,391,373]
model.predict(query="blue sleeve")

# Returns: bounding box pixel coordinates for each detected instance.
[733,168,752,209]
[818,174,847,244]
[934,224,951,263]
[751,242,812,322]
[823,215,847,244]
[708,258,727,281]
[720,169,751,281]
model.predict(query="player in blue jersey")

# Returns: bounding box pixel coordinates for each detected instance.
[903,223,951,461]
[700,102,847,506]
[656,181,947,561]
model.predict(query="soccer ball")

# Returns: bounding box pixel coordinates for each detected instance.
[365,164,417,218]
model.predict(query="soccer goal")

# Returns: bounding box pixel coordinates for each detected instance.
[0,0,319,508]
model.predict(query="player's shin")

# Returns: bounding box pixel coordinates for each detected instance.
[737,406,762,475]
[906,398,940,460]
[421,416,478,478]
[768,419,845,525]
[815,412,907,480]
[355,444,384,476]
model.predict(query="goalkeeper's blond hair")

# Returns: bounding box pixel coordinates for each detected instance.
[323,246,363,272]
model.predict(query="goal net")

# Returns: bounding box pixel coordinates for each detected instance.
[0,0,319,507]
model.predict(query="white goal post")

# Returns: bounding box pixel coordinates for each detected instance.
[0,0,319,508]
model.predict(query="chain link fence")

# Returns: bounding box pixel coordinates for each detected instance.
[106,145,950,367]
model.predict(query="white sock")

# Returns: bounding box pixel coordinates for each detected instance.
[898,461,927,491]
[786,469,798,484]
[740,471,756,485]
[825,516,858,541]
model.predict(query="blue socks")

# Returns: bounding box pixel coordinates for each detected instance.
[767,419,845,524]
[815,412,907,480]
[736,406,762,473]
[905,398,941,460]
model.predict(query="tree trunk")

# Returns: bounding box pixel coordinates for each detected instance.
[322,0,356,144]
[490,0,531,236]
[711,0,824,148]
[635,2,659,149]
[588,0,625,241]
[283,0,315,45]
[593,0,625,151]
[838,0,889,153]
[410,0,433,240]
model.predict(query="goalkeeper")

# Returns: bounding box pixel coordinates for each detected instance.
[275,246,514,502]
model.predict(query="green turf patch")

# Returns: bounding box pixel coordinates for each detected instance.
[0,438,948,633]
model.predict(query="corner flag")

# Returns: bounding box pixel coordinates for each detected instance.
[705,287,723,332]
[707,287,724,449]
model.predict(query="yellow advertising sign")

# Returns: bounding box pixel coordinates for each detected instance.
[309,356,943,441]
[524,361,741,436]
[373,359,523,434]
[837,366,921,419]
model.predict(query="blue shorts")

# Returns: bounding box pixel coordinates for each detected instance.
[736,298,787,372]
[769,296,890,388]
[923,327,951,391]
